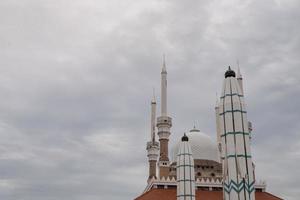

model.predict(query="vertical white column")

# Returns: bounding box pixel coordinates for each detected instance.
[237,66,244,95]
[215,96,222,162]
[147,95,159,180]
[157,58,172,178]
[151,93,156,143]
[219,67,255,200]
[161,61,167,116]
[177,134,195,200]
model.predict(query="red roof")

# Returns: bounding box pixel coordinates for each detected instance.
[135,188,283,200]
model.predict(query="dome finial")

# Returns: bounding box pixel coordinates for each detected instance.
[190,125,200,132]
[225,66,236,78]
[182,133,188,141]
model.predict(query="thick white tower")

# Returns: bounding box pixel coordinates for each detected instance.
[219,67,255,200]
[146,93,159,180]
[176,134,195,200]
[157,57,172,178]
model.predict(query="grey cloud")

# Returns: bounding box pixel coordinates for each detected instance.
[0,0,299,200]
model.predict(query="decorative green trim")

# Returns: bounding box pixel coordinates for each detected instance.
[219,110,247,116]
[221,131,250,137]
[224,180,255,194]
[177,153,192,156]
[220,93,244,99]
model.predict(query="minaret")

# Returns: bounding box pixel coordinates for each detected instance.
[157,57,172,178]
[146,92,159,181]
[176,134,195,200]
[161,56,167,116]
[215,94,222,162]
[237,66,253,141]
[219,67,255,200]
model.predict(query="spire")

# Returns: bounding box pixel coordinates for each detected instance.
[162,54,167,73]
[150,91,156,143]
[236,63,244,94]
[151,88,156,103]
[161,55,167,116]
[237,61,242,79]
[215,92,219,108]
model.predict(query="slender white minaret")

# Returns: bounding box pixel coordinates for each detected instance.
[219,67,255,200]
[151,90,157,143]
[177,134,195,200]
[236,66,253,142]
[161,56,167,116]
[157,56,172,178]
[215,94,222,162]
[146,92,159,181]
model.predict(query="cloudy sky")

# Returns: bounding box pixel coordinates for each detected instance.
[0,0,299,199]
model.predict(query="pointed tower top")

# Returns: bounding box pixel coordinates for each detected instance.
[181,133,189,141]
[225,66,236,78]
[151,88,156,103]
[237,65,242,79]
[162,54,167,73]
[215,92,219,107]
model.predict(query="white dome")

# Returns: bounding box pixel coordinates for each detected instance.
[172,128,219,162]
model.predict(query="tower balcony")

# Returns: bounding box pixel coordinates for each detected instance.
[146,141,159,150]
[156,116,172,127]
[146,141,159,161]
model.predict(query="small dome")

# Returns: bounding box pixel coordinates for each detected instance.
[172,128,219,162]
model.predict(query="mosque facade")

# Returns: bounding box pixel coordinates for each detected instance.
[135,61,283,200]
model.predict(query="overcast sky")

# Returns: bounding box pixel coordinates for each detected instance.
[0,0,299,200]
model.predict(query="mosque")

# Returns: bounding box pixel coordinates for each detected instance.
[134,61,283,200]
